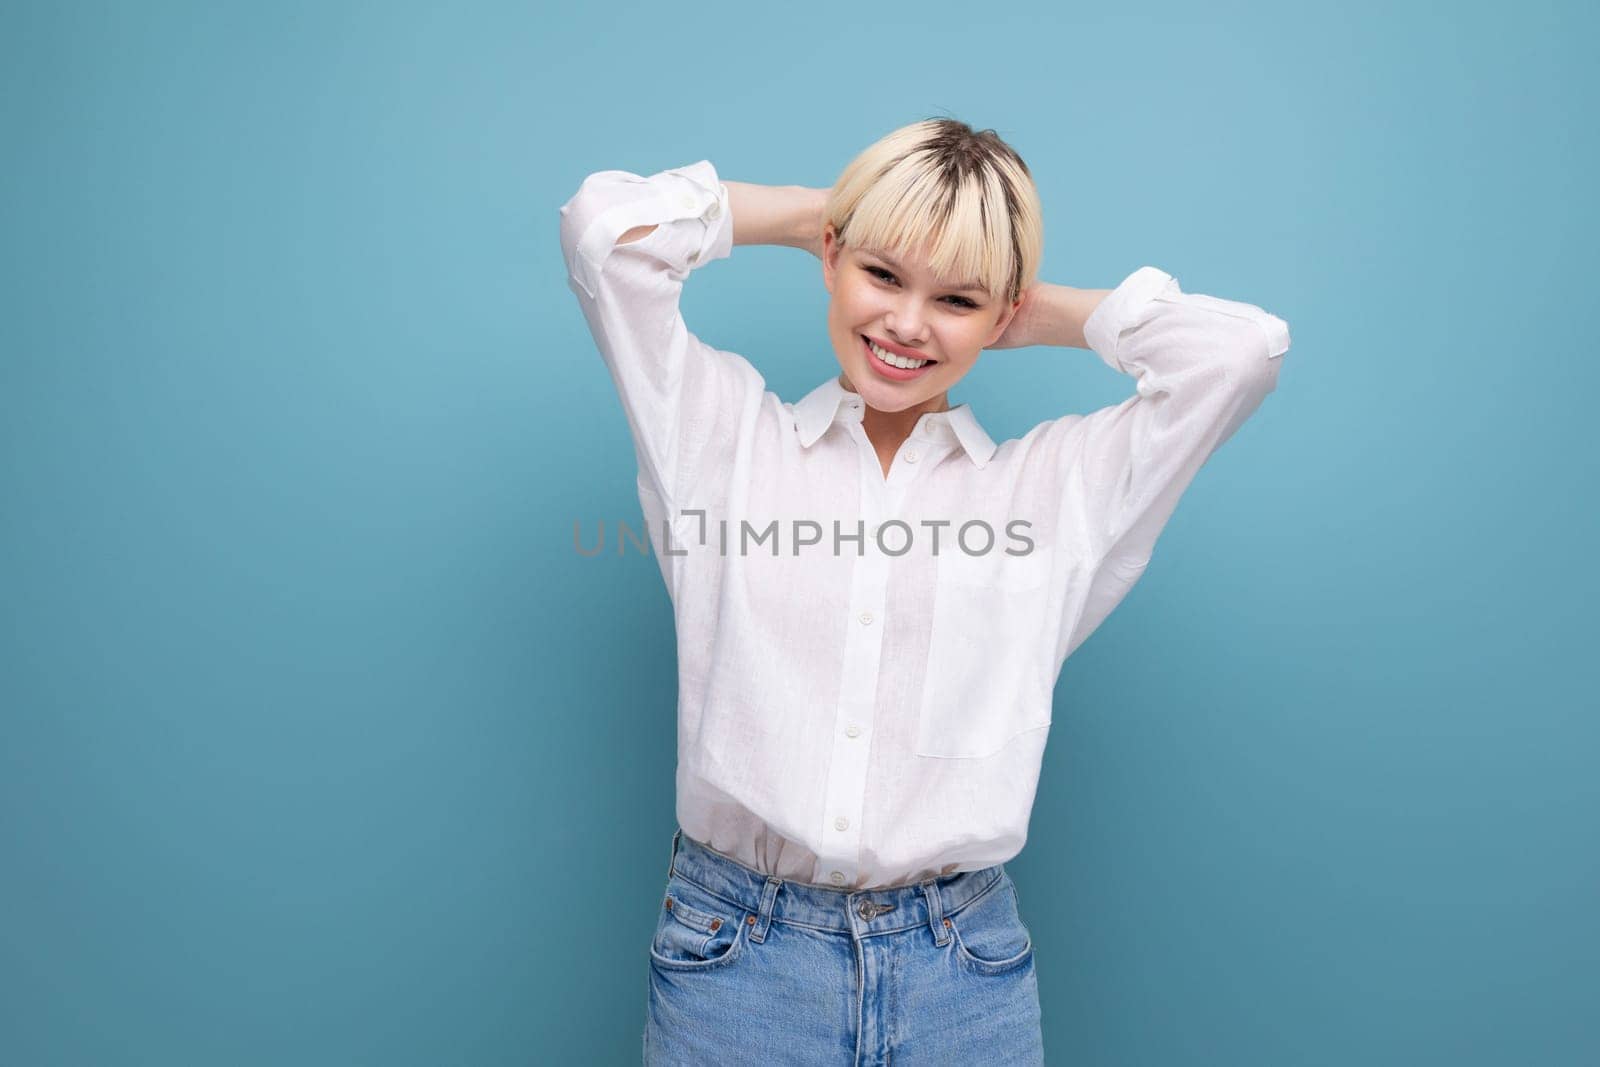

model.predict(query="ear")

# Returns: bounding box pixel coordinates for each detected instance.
[821,223,841,294]
[985,296,1026,347]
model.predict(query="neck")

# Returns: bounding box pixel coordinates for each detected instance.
[838,374,949,452]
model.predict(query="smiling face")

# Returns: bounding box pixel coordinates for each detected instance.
[822,223,1022,414]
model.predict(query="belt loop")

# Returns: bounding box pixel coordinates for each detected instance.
[922,879,950,946]
[748,876,782,944]
[666,828,682,880]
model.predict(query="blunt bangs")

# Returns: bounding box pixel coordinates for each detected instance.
[826,118,1043,306]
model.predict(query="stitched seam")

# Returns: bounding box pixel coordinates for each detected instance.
[944,869,1007,921]
[667,870,750,917]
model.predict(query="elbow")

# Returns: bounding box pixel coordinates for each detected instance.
[558,168,653,292]
[558,173,605,263]
[558,171,621,295]
[559,170,628,254]
[1255,310,1291,361]
[1224,316,1287,399]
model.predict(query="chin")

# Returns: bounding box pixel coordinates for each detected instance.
[834,334,946,411]
[870,385,931,412]
[849,370,935,412]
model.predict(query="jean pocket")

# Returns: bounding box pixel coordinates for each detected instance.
[915,546,1055,759]
[648,873,747,972]
[949,875,1035,976]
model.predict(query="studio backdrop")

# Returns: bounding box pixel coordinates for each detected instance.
[1,1,1594,1064]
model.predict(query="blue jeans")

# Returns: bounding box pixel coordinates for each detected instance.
[643,829,1044,1065]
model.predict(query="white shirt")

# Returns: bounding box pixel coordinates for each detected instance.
[559,159,1291,889]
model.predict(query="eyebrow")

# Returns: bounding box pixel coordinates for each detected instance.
[864,250,987,295]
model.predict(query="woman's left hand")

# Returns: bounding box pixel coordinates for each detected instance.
[987,283,1112,351]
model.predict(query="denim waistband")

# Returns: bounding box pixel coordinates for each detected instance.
[664,828,1009,944]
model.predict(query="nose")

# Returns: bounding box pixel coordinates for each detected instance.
[883,296,928,345]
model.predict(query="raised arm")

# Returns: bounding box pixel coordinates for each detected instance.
[617,181,827,253]
[987,282,1114,352]
[558,160,769,523]
[1045,266,1292,666]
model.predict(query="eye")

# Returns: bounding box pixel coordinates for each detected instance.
[864,266,979,310]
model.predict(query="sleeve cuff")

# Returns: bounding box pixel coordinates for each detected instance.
[1082,266,1176,373]
[567,159,732,300]
[658,160,734,270]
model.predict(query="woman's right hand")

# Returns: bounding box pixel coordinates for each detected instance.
[727,181,830,258]
[796,188,829,260]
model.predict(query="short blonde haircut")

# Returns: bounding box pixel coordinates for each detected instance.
[825,117,1043,306]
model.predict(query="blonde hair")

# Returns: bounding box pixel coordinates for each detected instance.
[825,117,1043,306]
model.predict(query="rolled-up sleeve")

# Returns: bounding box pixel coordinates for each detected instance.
[558,160,763,513]
[1055,265,1291,664]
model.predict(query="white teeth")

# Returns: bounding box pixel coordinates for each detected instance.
[866,338,929,370]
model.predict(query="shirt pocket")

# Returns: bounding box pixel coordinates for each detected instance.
[915,546,1056,759]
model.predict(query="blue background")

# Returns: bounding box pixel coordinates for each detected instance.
[3,0,1595,1063]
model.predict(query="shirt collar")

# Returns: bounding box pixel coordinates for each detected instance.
[791,376,998,469]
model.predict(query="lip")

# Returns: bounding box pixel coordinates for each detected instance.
[863,333,937,362]
[864,337,934,383]
[861,335,937,381]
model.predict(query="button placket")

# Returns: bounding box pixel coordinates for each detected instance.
[882,434,946,490]
[818,426,893,887]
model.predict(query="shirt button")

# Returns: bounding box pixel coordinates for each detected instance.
[858,611,873,626]
[834,816,849,831]
[845,724,861,738]
[676,192,697,213]
[829,871,846,886]
[904,450,919,462]
[704,199,722,220]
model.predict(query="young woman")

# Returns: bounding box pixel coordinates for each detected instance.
[559,118,1291,1065]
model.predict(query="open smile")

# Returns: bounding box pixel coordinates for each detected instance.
[861,334,937,380]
